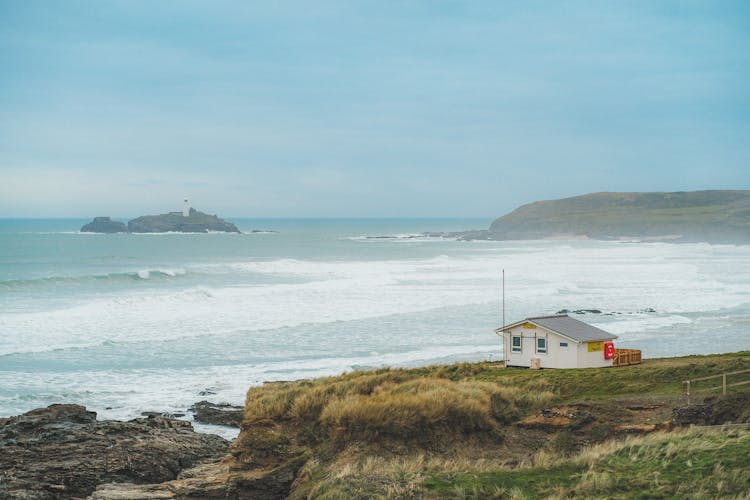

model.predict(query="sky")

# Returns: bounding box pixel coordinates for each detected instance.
[0,1,748,217]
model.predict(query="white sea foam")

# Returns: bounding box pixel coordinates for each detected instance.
[2,243,749,356]
[1,238,749,425]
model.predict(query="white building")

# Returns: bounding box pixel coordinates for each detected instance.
[497,314,617,369]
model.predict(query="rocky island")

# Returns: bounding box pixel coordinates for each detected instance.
[461,190,750,243]
[80,217,128,233]
[81,207,240,234]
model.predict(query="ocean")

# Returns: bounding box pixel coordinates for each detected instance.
[1,218,749,438]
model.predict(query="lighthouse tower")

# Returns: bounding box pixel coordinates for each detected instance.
[182,199,190,217]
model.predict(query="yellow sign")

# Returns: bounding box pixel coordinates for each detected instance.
[522,322,536,329]
[588,341,603,352]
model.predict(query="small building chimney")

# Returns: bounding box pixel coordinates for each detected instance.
[183,199,189,217]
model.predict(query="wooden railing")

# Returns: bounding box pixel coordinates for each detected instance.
[683,368,750,405]
[613,348,642,367]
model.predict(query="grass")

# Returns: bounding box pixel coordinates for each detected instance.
[231,351,750,498]
[240,368,555,451]
[289,429,750,498]
[423,427,750,499]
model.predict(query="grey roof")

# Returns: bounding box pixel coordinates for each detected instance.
[527,314,617,342]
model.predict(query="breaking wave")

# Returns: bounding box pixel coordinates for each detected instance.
[0,268,188,290]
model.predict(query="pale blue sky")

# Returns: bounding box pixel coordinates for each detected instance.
[1,1,748,217]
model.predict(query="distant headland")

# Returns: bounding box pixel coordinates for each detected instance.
[461,190,750,243]
[81,203,240,234]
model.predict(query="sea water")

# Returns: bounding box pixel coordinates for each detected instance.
[1,218,749,438]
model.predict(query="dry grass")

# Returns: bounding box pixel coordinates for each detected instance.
[236,353,750,498]
[243,368,553,448]
[321,379,499,439]
[422,427,750,499]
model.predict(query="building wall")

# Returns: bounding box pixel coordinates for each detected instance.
[503,322,613,369]
[576,341,614,368]
[504,323,578,369]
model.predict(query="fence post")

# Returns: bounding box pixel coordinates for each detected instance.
[722,373,727,395]
[686,380,690,405]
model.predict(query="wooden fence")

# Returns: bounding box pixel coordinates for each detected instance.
[613,348,642,367]
[683,368,750,405]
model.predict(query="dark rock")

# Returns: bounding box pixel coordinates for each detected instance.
[0,404,228,499]
[127,208,240,233]
[189,401,244,427]
[80,217,127,233]
[670,393,750,427]
[140,411,186,418]
[672,403,713,426]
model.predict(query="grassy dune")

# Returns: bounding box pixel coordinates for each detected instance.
[229,352,750,498]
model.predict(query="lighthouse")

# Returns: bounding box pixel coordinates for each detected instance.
[182,199,190,217]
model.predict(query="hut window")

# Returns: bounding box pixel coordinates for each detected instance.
[511,336,522,353]
[536,337,547,354]
[559,342,568,347]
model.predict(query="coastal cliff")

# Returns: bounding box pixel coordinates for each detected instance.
[463,190,750,243]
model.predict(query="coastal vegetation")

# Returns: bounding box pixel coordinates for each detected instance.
[227,351,750,498]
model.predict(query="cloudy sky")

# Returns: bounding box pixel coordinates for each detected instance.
[1,1,748,217]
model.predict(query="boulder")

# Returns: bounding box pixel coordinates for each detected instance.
[189,401,244,427]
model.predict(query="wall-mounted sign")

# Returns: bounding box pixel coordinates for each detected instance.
[522,322,536,329]
[588,341,604,352]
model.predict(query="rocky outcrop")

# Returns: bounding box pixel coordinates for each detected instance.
[80,217,127,233]
[127,208,240,233]
[671,392,750,426]
[189,400,244,427]
[0,404,228,499]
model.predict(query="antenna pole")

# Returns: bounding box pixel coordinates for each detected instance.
[502,269,505,331]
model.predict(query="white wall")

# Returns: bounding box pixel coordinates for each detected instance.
[576,341,614,368]
[504,323,577,369]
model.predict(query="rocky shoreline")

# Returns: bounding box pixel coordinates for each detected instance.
[0,404,228,499]
[0,400,308,499]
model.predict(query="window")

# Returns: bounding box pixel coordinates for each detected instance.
[511,336,522,353]
[559,342,568,347]
[537,337,547,354]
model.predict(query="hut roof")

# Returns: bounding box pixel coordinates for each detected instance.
[499,314,617,342]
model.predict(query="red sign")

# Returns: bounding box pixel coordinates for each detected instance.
[604,342,615,360]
